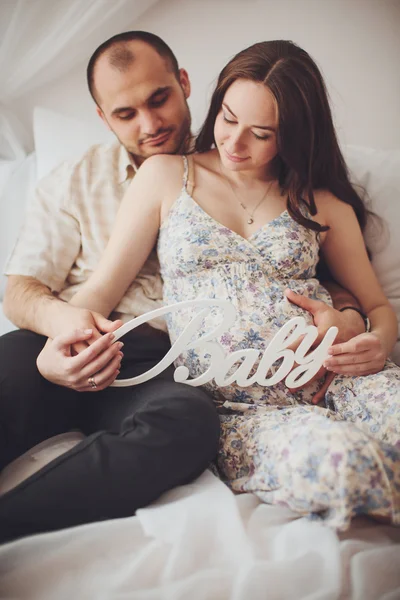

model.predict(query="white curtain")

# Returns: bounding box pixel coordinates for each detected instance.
[0,0,160,159]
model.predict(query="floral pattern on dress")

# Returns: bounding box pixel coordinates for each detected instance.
[157,156,400,530]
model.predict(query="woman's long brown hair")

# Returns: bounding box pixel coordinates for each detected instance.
[195,40,368,234]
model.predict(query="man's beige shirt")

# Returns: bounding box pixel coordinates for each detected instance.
[5,141,166,330]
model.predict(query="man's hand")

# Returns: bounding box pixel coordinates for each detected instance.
[284,289,365,404]
[37,329,124,391]
[284,289,365,346]
[49,304,122,355]
[4,276,121,343]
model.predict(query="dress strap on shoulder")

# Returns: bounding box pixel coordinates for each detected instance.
[182,154,195,196]
[186,154,195,196]
[182,155,189,188]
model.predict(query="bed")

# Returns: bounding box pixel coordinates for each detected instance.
[0,109,399,600]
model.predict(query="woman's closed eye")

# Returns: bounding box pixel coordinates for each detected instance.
[253,132,270,141]
[223,113,236,125]
[222,111,271,141]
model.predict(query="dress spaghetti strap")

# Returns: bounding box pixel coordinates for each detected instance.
[186,154,195,196]
[182,155,195,196]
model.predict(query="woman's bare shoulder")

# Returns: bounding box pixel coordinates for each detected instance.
[314,189,355,216]
[133,155,185,197]
[137,153,184,176]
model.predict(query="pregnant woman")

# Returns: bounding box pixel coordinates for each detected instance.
[66,40,400,529]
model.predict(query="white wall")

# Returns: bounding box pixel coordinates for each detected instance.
[11,0,400,151]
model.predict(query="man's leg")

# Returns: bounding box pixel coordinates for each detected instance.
[0,330,81,470]
[0,328,220,544]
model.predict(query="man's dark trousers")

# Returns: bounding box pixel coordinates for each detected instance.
[0,326,220,544]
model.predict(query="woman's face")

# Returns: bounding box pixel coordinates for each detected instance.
[214,79,279,174]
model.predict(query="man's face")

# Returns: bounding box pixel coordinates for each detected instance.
[94,42,191,165]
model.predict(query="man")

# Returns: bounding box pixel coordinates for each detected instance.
[0,31,367,544]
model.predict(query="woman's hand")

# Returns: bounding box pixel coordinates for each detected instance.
[323,331,387,376]
[37,329,124,392]
[284,289,367,404]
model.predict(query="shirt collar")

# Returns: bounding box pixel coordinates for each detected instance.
[117,144,137,184]
[117,134,195,184]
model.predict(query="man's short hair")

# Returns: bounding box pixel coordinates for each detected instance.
[87,31,180,105]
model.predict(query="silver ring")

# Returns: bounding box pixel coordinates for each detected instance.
[88,376,97,389]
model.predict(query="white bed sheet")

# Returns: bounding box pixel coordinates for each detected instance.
[0,470,399,600]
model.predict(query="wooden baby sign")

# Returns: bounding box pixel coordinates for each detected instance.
[110,299,338,389]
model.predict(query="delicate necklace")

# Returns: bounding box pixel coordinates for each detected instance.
[221,166,274,225]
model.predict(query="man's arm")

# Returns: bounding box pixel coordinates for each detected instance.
[3,275,119,340]
[316,254,366,336]
[3,159,123,390]
[4,276,66,338]
[322,281,366,339]
[4,274,122,391]
[323,281,360,310]
[285,284,366,345]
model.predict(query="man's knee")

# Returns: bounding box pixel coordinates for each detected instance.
[0,329,46,379]
[135,379,220,463]
[0,329,78,468]
[174,384,220,448]
[0,329,48,407]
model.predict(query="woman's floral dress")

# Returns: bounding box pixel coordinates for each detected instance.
[157,156,400,530]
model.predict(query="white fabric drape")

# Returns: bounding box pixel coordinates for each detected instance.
[0,0,160,159]
[0,470,399,599]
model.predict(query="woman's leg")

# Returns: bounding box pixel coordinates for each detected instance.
[218,404,400,531]
[325,360,400,446]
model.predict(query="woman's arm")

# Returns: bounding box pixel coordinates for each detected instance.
[70,155,170,317]
[319,194,397,372]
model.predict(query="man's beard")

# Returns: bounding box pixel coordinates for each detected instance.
[118,109,191,164]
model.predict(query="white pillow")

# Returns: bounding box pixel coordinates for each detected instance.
[33,107,114,180]
[344,145,400,365]
[0,158,24,303]
[0,160,18,196]
[0,153,37,300]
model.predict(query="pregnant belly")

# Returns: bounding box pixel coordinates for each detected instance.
[164,272,331,350]
[163,274,331,405]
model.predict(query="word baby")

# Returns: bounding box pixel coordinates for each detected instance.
[111,300,338,389]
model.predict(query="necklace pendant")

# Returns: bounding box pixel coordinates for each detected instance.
[247,218,254,225]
